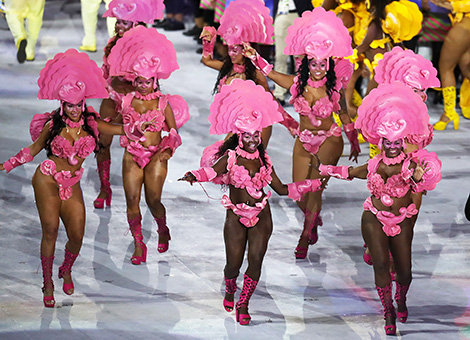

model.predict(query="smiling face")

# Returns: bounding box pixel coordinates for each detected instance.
[309,58,328,81]
[228,44,244,65]
[241,131,261,153]
[382,138,404,158]
[134,76,154,95]
[63,101,83,122]
[115,19,134,37]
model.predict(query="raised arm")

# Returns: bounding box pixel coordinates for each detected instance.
[337,89,360,162]
[200,26,224,71]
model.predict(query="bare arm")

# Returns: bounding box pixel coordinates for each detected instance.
[356,21,381,55]
[96,119,125,135]
[268,166,289,195]
[348,163,368,179]
[178,154,229,185]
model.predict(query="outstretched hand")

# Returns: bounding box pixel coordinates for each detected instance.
[349,149,359,163]
[413,157,430,182]
[178,172,197,185]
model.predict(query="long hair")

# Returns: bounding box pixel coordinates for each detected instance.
[369,0,393,25]
[212,56,258,95]
[215,134,268,166]
[295,57,337,100]
[44,104,100,158]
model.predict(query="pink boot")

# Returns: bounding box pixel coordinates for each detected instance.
[235,274,258,325]
[94,159,112,209]
[128,215,147,265]
[155,214,171,253]
[223,276,237,312]
[376,283,397,335]
[395,282,410,323]
[58,248,79,295]
[41,255,55,308]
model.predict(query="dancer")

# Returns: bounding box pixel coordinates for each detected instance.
[318,83,441,335]
[107,26,188,263]
[94,0,165,209]
[431,0,470,129]
[79,0,114,52]
[246,7,360,258]
[0,49,125,307]
[200,0,299,143]
[179,80,323,325]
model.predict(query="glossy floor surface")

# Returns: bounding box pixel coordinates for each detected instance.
[0,2,469,339]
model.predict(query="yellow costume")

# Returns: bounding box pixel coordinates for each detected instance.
[333,0,369,46]
[4,0,45,62]
[80,0,116,52]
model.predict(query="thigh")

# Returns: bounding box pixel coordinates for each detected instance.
[122,151,144,203]
[440,21,470,71]
[143,154,168,200]
[27,0,45,14]
[224,211,248,262]
[361,210,390,264]
[247,206,273,259]
[60,185,86,239]
[292,138,315,182]
[317,134,343,166]
[389,218,413,271]
[32,169,61,230]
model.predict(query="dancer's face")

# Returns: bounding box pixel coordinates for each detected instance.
[134,76,154,95]
[241,131,261,153]
[309,58,328,81]
[115,19,133,37]
[63,101,83,122]
[382,138,403,158]
[413,88,427,101]
[228,44,244,65]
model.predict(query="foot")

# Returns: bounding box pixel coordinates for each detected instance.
[396,303,408,323]
[223,292,235,312]
[295,236,309,259]
[61,272,74,295]
[236,305,251,325]
[79,45,97,52]
[157,233,170,253]
[17,39,27,63]
[42,285,55,308]
[94,189,110,208]
[384,314,397,335]
[133,243,144,258]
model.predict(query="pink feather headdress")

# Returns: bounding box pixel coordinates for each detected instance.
[375,47,440,91]
[103,0,164,23]
[284,7,353,60]
[355,83,429,145]
[208,79,282,134]
[217,0,274,46]
[107,26,178,82]
[37,49,108,104]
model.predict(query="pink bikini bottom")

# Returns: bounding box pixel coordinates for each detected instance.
[363,197,418,237]
[121,138,159,168]
[221,192,271,228]
[298,123,342,155]
[40,160,84,201]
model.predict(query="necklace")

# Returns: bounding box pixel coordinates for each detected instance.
[233,63,246,74]
[65,117,84,135]
[236,146,259,159]
[382,152,406,165]
[307,77,327,88]
[134,90,161,100]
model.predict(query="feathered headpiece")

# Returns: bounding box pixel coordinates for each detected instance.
[284,7,353,60]
[383,0,423,43]
[103,0,164,23]
[217,0,274,46]
[375,46,440,91]
[37,49,108,104]
[355,83,429,146]
[107,26,178,83]
[209,79,282,134]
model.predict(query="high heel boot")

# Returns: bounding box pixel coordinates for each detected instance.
[129,215,147,265]
[295,211,322,259]
[41,255,55,308]
[223,276,237,312]
[58,248,79,295]
[460,78,470,119]
[395,282,410,323]
[94,159,112,208]
[235,274,258,325]
[155,214,171,253]
[376,283,397,335]
[434,86,459,130]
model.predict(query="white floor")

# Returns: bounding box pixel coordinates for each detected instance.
[0,2,469,339]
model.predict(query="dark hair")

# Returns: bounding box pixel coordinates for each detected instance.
[44,104,100,157]
[104,22,147,58]
[295,57,337,100]
[212,56,258,95]
[215,134,268,166]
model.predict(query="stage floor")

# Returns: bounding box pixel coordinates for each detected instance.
[0,2,469,339]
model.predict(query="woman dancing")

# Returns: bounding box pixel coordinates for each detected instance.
[247,7,360,258]
[319,83,441,335]
[107,26,188,263]
[94,0,165,209]
[179,80,322,325]
[431,0,470,130]
[0,49,125,307]
[200,0,298,144]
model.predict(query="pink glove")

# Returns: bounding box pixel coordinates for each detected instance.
[190,167,217,182]
[3,148,34,173]
[287,179,322,201]
[200,26,217,58]
[159,128,182,156]
[247,51,273,76]
[278,106,299,137]
[319,164,352,180]
[344,123,361,154]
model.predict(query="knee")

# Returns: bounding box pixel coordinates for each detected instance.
[224,265,240,279]
[42,225,59,243]
[126,194,141,209]
[373,259,390,276]
[67,228,85,246]
[146,197,163,212]
[247,253,264,272]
